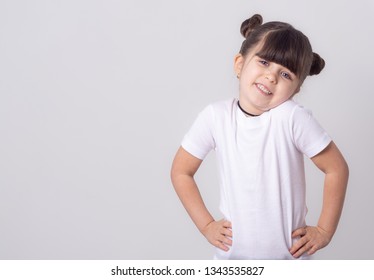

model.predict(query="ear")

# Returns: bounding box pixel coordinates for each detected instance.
[234,54,244,77]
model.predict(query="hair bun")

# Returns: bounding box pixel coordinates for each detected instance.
[240,14,263,38]
[309,52,325,75]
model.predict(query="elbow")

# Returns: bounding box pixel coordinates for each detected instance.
[334,156,349,192]
[170,160,184,190]
[170,146,201,189]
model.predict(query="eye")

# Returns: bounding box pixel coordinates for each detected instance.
[258,59,269,66]
[281,71,292,80]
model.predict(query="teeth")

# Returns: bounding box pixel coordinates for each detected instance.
[257,84,272,95]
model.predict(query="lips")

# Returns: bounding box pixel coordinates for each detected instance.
[255,83,272,95]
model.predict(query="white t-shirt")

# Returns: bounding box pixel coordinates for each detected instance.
[181,98,331,259]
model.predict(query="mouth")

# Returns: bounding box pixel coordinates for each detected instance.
[255,83,272,96]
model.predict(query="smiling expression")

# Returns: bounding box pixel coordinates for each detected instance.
[234,45,301,116]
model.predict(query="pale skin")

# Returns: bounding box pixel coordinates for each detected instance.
[289,141,348,257]
[171,47,349,258]
[171,146,233,252]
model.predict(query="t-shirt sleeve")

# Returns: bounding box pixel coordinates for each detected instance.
[181,105,216,160]
[290,105,332,158]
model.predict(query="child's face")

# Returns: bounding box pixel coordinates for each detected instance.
[234,46,301,115]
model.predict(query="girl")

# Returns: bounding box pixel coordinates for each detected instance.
[171,14,348,259]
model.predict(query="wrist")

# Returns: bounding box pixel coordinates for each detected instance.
[316,224,334,242]
[200,219,215,235]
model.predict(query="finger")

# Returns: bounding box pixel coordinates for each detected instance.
[214,240,230,252]
[292,244,308,258]
[289,236,307,254]
[222,236,233,246]
[217,231,233,245]
[292,248,304,258]
[221,228,233,238]
[292,227,307,238]
[293,240,315,258]
[307,244,319,256]
[222,220,232,228]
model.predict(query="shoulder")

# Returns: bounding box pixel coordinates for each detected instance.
[278,100,331,157]
[270,99,312,122]
[270,99,305,115]
[197,98,237,122]
[187,98,236,131]
[208,98,237,112]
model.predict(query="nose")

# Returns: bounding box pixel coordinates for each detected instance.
[265,70,277,84]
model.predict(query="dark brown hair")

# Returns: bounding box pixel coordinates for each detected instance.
[239,14,325,83]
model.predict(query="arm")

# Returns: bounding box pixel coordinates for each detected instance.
[171,146,232,251]
[290,141,349,258]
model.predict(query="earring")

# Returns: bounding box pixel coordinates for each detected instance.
[237,73,240,79]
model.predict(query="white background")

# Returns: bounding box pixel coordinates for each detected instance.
[1,0,373,259]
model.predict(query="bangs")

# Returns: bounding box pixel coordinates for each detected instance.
[256,29,312,78]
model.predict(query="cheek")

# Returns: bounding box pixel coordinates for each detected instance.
[270,89,295,107]
[280,83,299,98]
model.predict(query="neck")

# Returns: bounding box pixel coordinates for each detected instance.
[237,101,260,117]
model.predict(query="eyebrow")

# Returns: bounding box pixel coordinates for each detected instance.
[255,54,296,75]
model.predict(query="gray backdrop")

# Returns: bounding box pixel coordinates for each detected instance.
[1,0,373,259]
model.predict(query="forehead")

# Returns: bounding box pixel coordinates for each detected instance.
[251,32,306,78]
[243,43,295,73]
[254,53,296,76]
